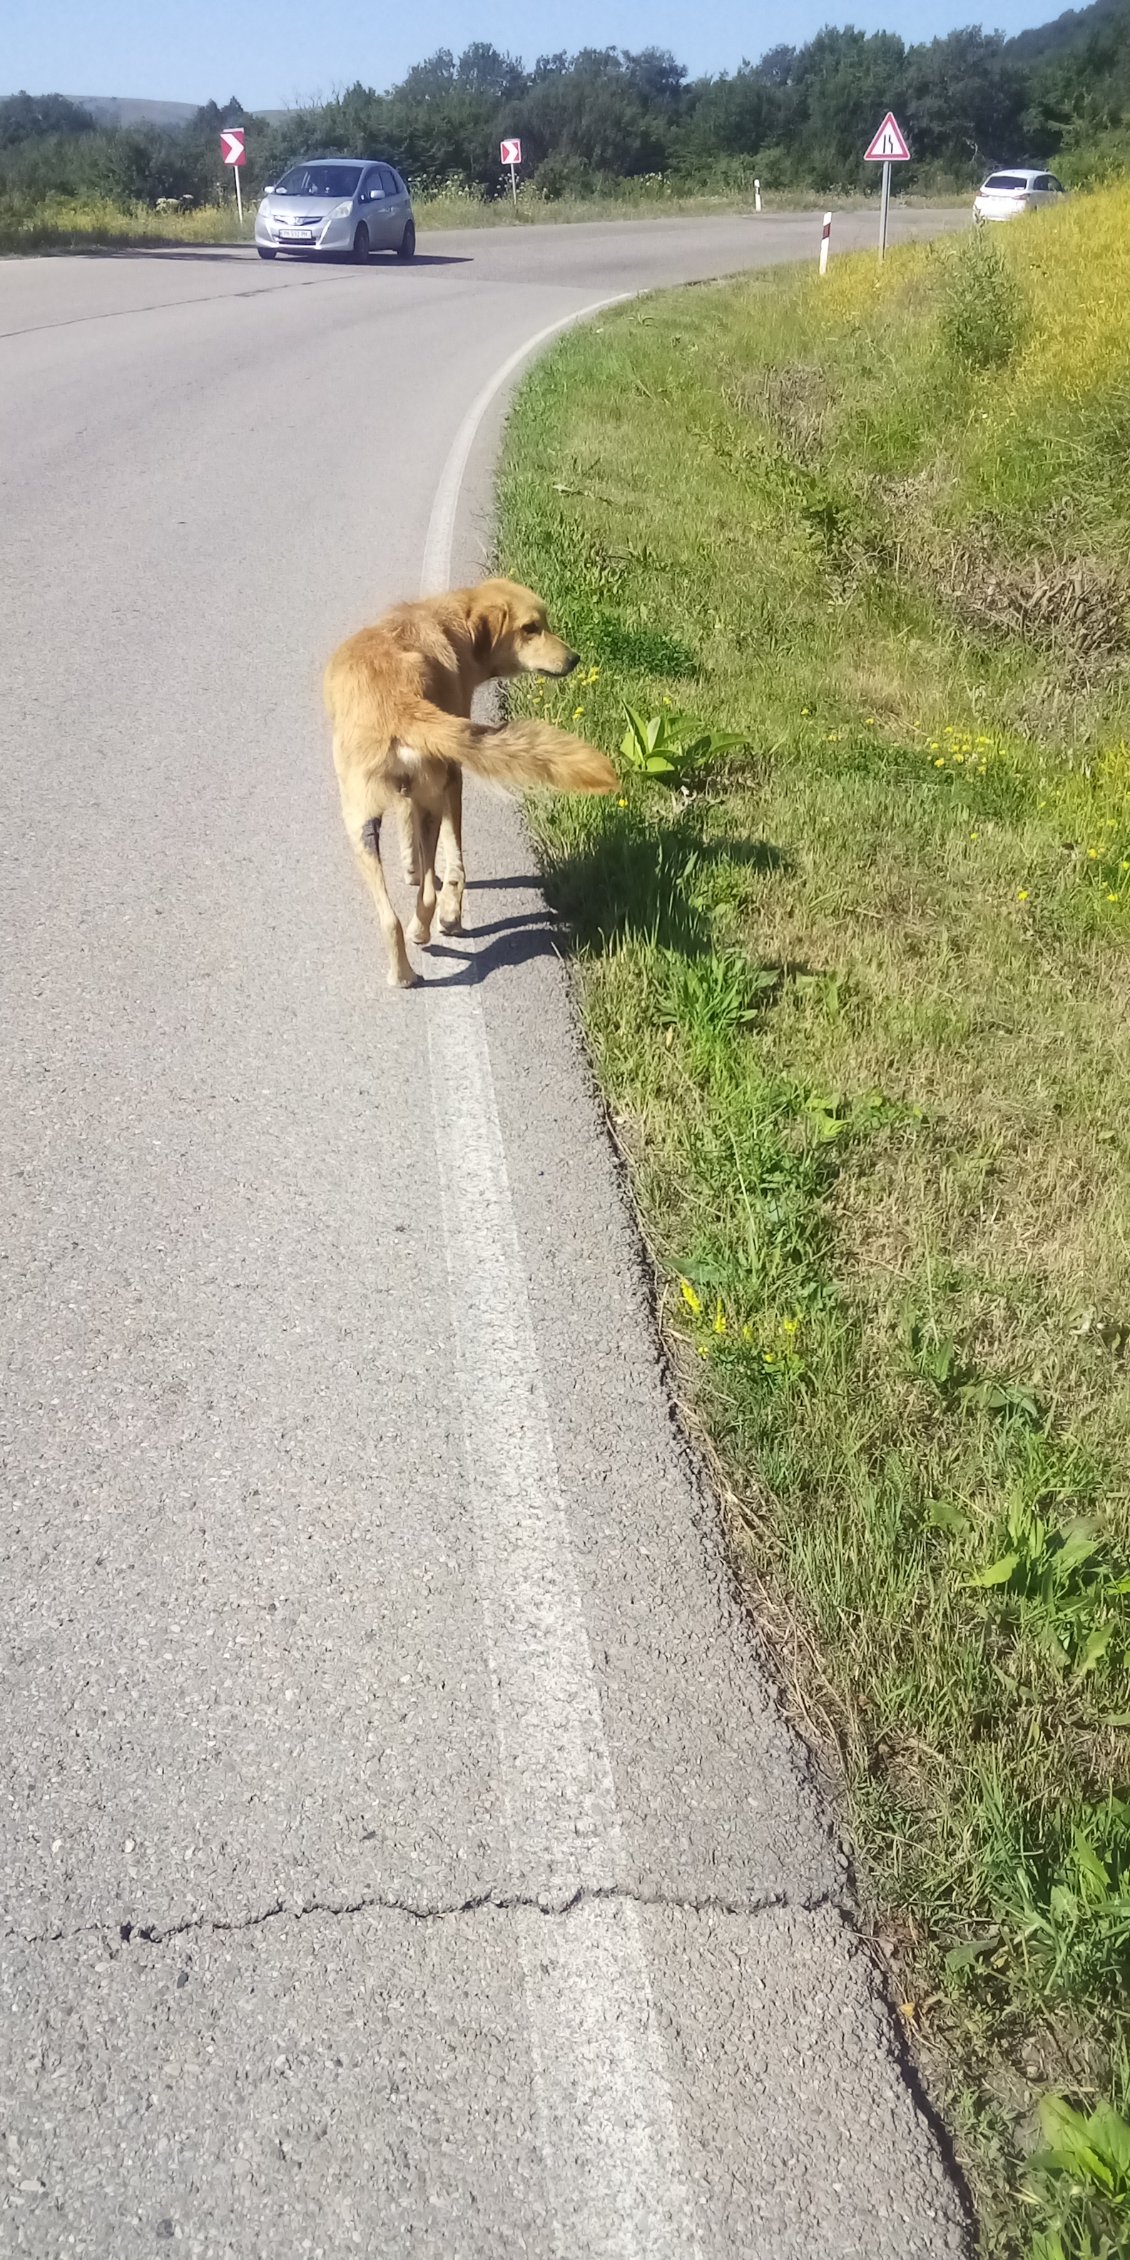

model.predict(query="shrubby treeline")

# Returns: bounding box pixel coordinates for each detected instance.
[4,4,1130,209]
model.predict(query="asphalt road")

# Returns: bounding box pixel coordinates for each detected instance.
[2,212,969,2258]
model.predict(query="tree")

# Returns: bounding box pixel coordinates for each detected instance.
[0,91,96,145]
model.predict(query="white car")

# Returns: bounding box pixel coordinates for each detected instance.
[974,168,1066,222]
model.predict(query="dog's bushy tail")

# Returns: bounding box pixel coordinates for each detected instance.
[408,703,618,796]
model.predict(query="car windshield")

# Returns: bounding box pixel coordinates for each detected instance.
[984,174,1029,191]
[274,164,362,198]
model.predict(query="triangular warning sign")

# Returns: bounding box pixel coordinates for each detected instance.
[864,112,911,162]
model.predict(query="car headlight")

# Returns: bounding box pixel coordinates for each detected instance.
[330,201,353,219]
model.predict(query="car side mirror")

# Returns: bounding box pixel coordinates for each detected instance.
[264,185,275,195]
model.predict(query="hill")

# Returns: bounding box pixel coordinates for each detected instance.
[65,95,198,130]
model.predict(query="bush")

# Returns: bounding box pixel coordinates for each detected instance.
[940,223,1027,371]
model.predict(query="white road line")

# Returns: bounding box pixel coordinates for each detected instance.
[421,307,699,2255]
[420,296,631,595]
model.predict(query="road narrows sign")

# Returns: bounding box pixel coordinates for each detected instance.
[863,112,911,163]
[863,112,910,264]
[220,126,246,225]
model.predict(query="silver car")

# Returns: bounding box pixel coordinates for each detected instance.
[973,168,1066,222]
[256,157,415,263]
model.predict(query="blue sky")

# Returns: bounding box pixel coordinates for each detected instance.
[6,0,1063,110]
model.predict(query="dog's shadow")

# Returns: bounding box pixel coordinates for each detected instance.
[528,803,791,964]
[422,907,561,988]
[423,807,790,988]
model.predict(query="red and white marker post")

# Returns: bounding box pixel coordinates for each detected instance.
[500,137,522,209]
[220,125,247,224]
[862,111,911,261]
[819,210,831,275]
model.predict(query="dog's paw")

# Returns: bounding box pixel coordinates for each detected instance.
[387,963,421,989]
[407,917,434,946]
[438,912,464,935]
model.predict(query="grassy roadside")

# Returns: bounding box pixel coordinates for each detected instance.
[499,186,1130,2258]
[0,181,945,256]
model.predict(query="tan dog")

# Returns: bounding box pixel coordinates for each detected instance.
[323,577,617,986]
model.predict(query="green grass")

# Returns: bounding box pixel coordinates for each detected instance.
[499,187,1130,2259]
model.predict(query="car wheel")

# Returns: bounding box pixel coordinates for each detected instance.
[257,245,277,259]
[352,223,370,264]
[396,219,416,261]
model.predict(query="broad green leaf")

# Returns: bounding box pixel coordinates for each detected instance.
[1055,1531,1101,1575]
[1090,2101,1130,2179]
[1036,2097,1116,2188]
[1076,1619,1117,1676]
[929,1501,970,1535]
[1071,1830,1109,1889]
[944,1933,998,1969]
[968,1553,1020,1588]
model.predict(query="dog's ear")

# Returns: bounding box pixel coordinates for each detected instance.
[468,591,509,663]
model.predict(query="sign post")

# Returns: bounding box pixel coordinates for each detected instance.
[862,111,911,261]
[499,137,522,209]
[220,126,247,224]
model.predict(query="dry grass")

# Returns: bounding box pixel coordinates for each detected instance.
[0,180,956,257]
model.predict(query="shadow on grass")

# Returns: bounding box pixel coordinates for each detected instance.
[541,801,789,960]
[580,615,700,677]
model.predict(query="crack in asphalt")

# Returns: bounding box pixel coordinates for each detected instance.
[10,1881,851,1953]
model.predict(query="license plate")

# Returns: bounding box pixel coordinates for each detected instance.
[280,229,314,242]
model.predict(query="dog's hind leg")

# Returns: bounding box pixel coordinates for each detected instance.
[437,768,465,935]
[407,809,441,947]
[349,812,417,989]
[397,797,420,885]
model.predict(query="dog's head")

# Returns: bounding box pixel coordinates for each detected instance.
[465,579,579,679]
